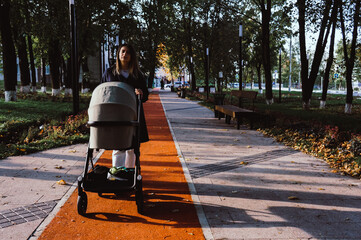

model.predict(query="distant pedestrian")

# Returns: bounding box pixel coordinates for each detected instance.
[161,78,164,89]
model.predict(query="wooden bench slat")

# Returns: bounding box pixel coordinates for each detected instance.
[215,105,253,118]
[230,90,258,99]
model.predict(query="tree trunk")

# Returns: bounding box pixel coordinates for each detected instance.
[63,58,72,96]
[41,58,47,93]
[181,6,196,92]
[256,63,262,93]
[261,0,273,104]
[27,35,37,92]
[48,39,61,95]
[299,0,333,109]
[298,0,309,108]
[321,1,339,108]
[81,57,90,93]
[187,23,196,91]
[0,1,17,101]
[340,0,359,114]
[148,58,156,88]
[16,34,31,93]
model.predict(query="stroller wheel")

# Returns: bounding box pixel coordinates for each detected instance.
[135,180,144,214]
[77,192,88,216]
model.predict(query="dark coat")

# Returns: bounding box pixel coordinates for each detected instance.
[101,67,149,143]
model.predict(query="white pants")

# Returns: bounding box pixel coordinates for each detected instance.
[112,149,136,168]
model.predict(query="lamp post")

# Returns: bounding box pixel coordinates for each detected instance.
[279,47,282,103]
[190,56,193,91]
[239,23,243,91]
[206,47,209,99]
[218,71,223,93]
[69,0,79,114]
[288,36,292,92]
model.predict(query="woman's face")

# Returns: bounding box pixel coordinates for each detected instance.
[119,46,131,64]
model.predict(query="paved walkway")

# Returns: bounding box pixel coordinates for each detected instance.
[0,89,361,239]
[160,90,361,239]
[0,144,90,239]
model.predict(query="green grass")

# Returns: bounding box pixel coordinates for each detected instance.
[0,92,90,159]
[1,99,73,124]
[190,89,361,133]
[254,92,361,132]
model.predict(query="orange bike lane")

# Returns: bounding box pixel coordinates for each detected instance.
[37,92,205,240]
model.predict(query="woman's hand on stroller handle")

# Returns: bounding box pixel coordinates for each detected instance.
[135,88,143,99]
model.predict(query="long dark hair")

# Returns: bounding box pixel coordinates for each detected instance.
[113,43,141,79]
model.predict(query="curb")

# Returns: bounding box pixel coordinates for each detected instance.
[159,95,214,240]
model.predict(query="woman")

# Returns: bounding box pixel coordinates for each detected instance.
[102,43,149,170]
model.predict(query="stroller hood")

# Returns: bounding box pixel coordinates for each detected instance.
[88,82,137,150]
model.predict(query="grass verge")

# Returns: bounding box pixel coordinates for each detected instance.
[0,91,90,159]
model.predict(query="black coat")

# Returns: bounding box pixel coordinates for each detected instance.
[101,67,149,143]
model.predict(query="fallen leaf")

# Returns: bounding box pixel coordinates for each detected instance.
[188,233,194,236]
[57,179,66,185]
[33,168,38,170]
[288,196,299,200]
[240,161,248,165]
[69,150,76,153]
[55,166,63,169]
[318,188,325,190]
[247,145,252,148]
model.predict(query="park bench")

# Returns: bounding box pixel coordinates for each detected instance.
[214,90,258,129]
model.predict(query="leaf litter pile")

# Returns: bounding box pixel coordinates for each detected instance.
[259,124,361,179]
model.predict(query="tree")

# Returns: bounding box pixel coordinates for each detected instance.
[320,0,339,108]
[136,0,170,88]
[298,0,336,109]
[339,0,360,114]
[0,0,17,101]
[12,0,31,93]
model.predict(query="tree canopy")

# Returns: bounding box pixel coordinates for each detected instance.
[0,0,360,112]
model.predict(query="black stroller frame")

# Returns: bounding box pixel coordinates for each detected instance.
[77,95,144,215]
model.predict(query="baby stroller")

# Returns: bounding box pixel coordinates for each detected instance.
[77,82,143,215]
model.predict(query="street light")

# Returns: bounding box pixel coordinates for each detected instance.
[218,71,223,93]
[190,56,194,91]
[279,48,282,103]
[69,0,79,114]
[206,47,209,99]
[288,36,292,92]
[239,23,243,91]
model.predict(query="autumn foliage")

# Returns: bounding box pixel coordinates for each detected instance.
[260,125,361,178]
